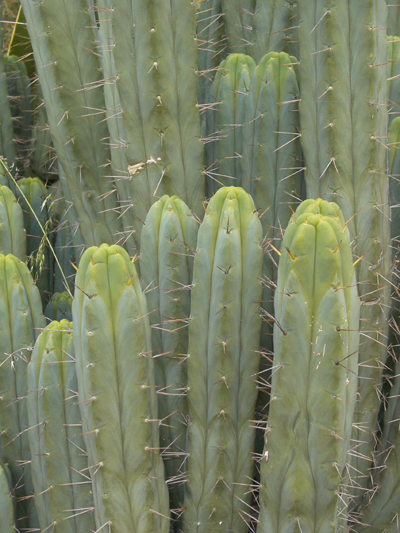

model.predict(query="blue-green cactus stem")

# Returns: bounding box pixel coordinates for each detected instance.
[0,185,26,259]
[20,0,123,248]
[183,186,263,533]
[44,292,72,323]
[73,243,170,532]
[52,211,76,295]
[196,0,226,136]
[0,461,14,532]
[352,353,400,533]
[111,0,205,220]
[387,36,400,125]
[220,0,255,55]
[258,199,360,533]
[252,1,299,63]
[206,54,256,195]
[90,1,140,258]
[0,253,45,529]
[387,2,400,37]
[0,2,16,166]
[16,177,52,303]
[4,55,32,169]
[28,320,95,532]
[140,195,198,520]
[297,0,390,502]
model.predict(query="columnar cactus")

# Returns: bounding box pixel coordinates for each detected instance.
[206,54,256,194]
[0,1,16,166]
[0,253,45,529]
[241,51,302,384]
[184,186,263,533]
[220,0,255,56]
[0,185,26,259]
[388,36,400,125]
[110,0,205,220]
[296,0,390,501]
[44,292,72,322]
[20,0,123,248]
[0,461,14,533]
[258,199,360,533]
[27,320,95,532]
[16,176,52,302]
[252,1,299,63]
[140,195,197,519]
[73,243,169,532]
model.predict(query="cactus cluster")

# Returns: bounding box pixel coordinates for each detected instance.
[0,1,399,533]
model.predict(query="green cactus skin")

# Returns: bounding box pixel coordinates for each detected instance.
[88,1,139,258]
[241,50,303,450]
[0,461,15,532]
[0,185,26,259]
[52,211,76,295]
[387,36,400,126]
[0,254,45,529]
[44,292,72,323]
[183,186,263,533]
[252,1,299,64]
[387,3,400,37]
[111,0,205,220]
[389,117,400,249]
[353,354,400,533]
[206,54,256,195]
[4,55,32,169]
[20,0,123,249]
[220,0,255,56]
[257,199,360,533]
[196,0,226,136]
[140,195,198,520]
[29,81,57,184]
[241,49,302,327]
[16,177,52,303]
[297,0,390,503]
[0,2,16,167]
[73,243,169,532]
[27,320,95,532]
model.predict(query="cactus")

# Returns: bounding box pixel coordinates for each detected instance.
[53,211,76,294]
[297,0,390,503]
[220,0,255,56]
[0,461,15,533]
[140,195,198,521]
[0,1,16,166]
[241,50,302,380]
[258,198,360,533]
[20,0,124,249]
[196,0,226,136]
[4,55,32,168]
[0,185,26,259]
[73,243,170,532]
[206,54,256,195]
[44,292,72,323]
[0,253,45,529]
[252,1,299,63]
[110,0,205,222]
[27,319,95,532]
[183,186,263,533]
[16,177,52,303]
[388,36,400,125]
[387,2,400,37]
